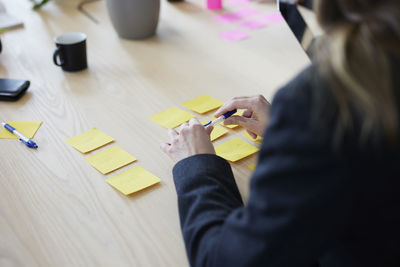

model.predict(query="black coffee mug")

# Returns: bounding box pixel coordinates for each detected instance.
[53,32,87,72]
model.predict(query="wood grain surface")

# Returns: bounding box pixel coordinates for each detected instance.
[0,0,310,266]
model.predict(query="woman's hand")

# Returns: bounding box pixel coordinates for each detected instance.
[161,118,215,163]
[214,95,271,139]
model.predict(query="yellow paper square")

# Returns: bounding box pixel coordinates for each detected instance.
[242,132,263,144]
[65,128,114,153]
[215,137,259,162]
[220,122,240,129]
[85,146,137,174]
[106,166,161,195]
[219,110,244,129]
[202,121,228,141]
[150,107,195,129]
[182,95,224,114]
[0,121,42,139]
[248,163,257,170]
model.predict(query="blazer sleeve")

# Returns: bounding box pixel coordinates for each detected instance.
[172,70,352,267]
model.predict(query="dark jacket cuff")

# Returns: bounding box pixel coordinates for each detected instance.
[172,154,236,195]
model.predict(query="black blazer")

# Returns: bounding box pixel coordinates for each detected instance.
[172,65,400,267]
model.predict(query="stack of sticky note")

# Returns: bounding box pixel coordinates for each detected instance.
[65,128,160,196]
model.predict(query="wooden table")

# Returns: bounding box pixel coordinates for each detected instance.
[0,0,310,266]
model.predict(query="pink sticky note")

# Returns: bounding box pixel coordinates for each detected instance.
[240,20,267,30]
[207,0,222,10]
[219,30,250,42]
[227,0,251,6]
[233,7,260,18]
[260,12,285,24]
[214,13,241,24]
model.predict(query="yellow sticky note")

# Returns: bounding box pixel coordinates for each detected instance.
[150,107,195,129]
[215,137,259,162]
[219,110,244,129]
[243,132,263,144]
[0,121,42,139]
[202,121,228,141]
[248,163,257,170]
[220,122,240,129]
[106,166,161,195]
[182,95,224,114]
[85,146,137,174]
[65,128,114,153]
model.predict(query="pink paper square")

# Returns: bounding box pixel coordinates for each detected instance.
[240,20,267,30]
[260,12,285,24]
[227,0,251,6]
[233,7,260,18]
[214,13,241,24]
[207,0,222,10]
[219,30,250,42]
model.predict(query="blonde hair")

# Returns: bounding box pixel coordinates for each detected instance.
[316,0,400,145]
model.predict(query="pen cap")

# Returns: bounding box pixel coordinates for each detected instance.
[4,123,15,132]
[222,109,237,119]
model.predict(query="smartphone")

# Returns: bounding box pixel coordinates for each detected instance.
[0,78,30,101]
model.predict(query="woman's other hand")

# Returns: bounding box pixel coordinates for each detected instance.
[161,118,215,163]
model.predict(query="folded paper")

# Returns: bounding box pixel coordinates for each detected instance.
[0,121,42,139]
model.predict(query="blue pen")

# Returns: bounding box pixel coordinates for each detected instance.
[203,109,237,127]
[1,122,38,149]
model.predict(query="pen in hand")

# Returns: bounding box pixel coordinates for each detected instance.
[203,109,237,127]
[1,122,38,149]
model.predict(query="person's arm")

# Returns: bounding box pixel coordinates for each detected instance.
[172,154,244,266]
[162,69,351,267]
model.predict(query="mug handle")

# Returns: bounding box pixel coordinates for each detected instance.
[53,47,64,67]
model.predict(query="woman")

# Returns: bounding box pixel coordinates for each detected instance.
[161,0,400,266]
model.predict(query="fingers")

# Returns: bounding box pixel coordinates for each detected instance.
[160,142,170,154]
[214,96,255,118]
[188,118,201,126]
[205,125,214,135]
[242,109,252,118]
[246,130,257,139]
[223,115,261,136]
[168,129,178,139]
[179,122,189,130]
[214,95,268,118]
[224,115,249,127]
[189,118,213,136]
